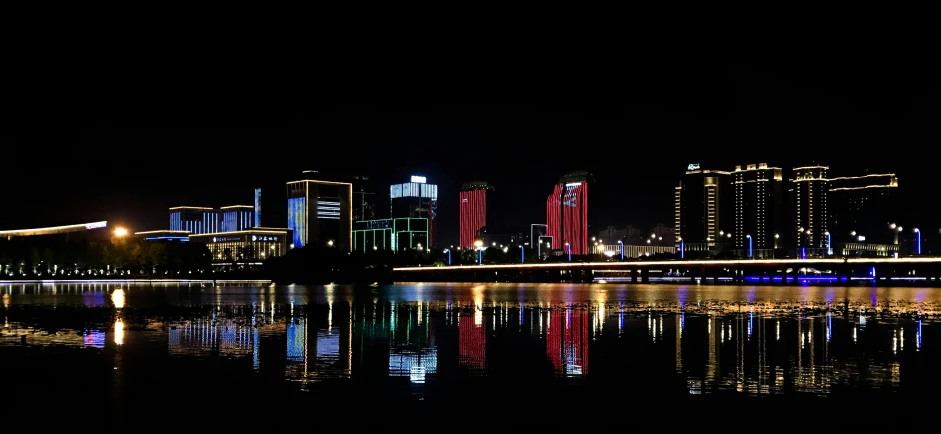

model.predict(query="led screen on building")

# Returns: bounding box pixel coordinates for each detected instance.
[287,197,306,247]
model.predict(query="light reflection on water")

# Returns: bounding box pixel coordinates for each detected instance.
[1,282,939,399]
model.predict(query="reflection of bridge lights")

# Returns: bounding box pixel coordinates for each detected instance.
[917,320,922,350]
[111,289,125,309]
[114,319,124,345]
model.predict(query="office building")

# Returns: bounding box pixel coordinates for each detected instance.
[390,175,438,248]
[790,165,829,253]
[546,171,595,255]
[286,177,353,251]
[189,227,292,264]
[733,163,783,257]
[254,188,262,227]
[134,230,190,241]
[459,181,493,249]
[352,218,428,252]
[303,171,379,221]
[830,172,899,246]
[220,205,254,232]
[674,164,732,253]
[169,206,218,234]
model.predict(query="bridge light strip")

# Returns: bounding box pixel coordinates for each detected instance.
[393,257,941,271]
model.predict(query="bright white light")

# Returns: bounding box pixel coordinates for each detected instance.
[410,175,426,183]
[111,289,125,309]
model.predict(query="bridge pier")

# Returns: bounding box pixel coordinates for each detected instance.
[631,269,638,283]
[641,269,650,284]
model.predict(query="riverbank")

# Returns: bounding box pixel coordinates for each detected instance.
[0,278,272,284]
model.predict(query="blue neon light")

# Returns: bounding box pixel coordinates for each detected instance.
[145,236,189,241]
[254,188,262,227]
[478,249,482,264]
[680,241,684,259]
[447,250,451,265]
[747,235,752,258]
[619,241,624,260]
[801,247,806,260]
[287,197,306,247]
[520,245,525,263]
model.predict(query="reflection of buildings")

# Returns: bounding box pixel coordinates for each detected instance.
[284,302,352,384]
[458,309,486,370]
[546,308,588,376]
[388,302,437,383]
[168,317,254,356]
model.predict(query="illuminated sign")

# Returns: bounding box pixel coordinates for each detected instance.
[251,235,278,241]
[411,175,426,183]
[687,163,700,170]
[85,221,107,230]
[367,220,391,230]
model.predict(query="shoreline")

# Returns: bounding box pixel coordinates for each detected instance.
[0,279,272,284]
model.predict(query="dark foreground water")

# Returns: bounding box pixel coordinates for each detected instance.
[2,282,940,429]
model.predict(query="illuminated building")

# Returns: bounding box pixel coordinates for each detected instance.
[0,221,108,239]
[169,206,218,234]
[286,176,353,251]
[546,307,588,376]
[188,227,291,265]
[303,171,378,221]
[254,188,262,227]
[545,171,595,255]
[390,175,438,248]
[733,163,783,257]
[352,218,428,252]
[459,181,493,249]
[675,164,732,254]
[133,230,190,241]
[220,205,254,232]
[790,165,829,253]
[830,172,899,252]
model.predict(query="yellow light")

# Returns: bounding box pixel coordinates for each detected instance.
[111,289,125,309]
[114,319,124,345]
[474,240,483,248]
[113,227,128,237]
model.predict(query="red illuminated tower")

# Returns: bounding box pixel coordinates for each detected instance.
[459,181,493,249]
[546,171,594,255]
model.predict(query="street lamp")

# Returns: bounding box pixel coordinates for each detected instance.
[565,242,571,262]
[474,240,483,264]
[444,249,451,265]
[618,240,623,260]
[746,234,752,258]
[113,227,128,237]
[519,245,524,263]
[914,228,921,255]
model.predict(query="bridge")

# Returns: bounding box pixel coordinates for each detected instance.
[393,257,941,285]
[0,221,108,239]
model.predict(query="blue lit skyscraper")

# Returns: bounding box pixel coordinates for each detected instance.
[286,177,353,251]
[220,205,254,232]
[169,206,218,234]
[254,188,262,227]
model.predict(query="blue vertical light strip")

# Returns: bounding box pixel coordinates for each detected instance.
[520,246,525,263]
[288,197,306,247]
[254,188,262,227]
[680,241,684,259]
[801,247,806,260]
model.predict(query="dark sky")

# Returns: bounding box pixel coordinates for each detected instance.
[3,63,938,245]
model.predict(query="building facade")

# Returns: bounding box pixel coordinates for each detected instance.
[286,178,353,251]
[220,205,254,233]
[829,172,899,246]
[733,163,783,257]
[303,171,379,221]
[546,171,594,256]
[352,218,428,252]
[390,176,438,248]
[790,165,829,254]
[189,227,291,265]
[134,230,190,241]
[169,206,218,234]
[675,164,732,253]
[254,188,262,227]
[459,181,493,249]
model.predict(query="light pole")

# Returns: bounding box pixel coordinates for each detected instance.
[618,240,623,260]
[474,240,483,264]
[746,234,752,258]
[679,239,684,259]
[825,231,831,256]
[444,249,451,265]
[914,228,921,255]
[519,245,524,263]
[565,242,571,262]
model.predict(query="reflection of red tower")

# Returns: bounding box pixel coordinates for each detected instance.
[546,180,589,255]
[458,311,486,369]
[546,308,588,375]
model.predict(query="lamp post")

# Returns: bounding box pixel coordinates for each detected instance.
[519,245,525,263]
[825,231,831,256]
[565,242,571,262]
[679,239,684,259]
[444,249,451,265]
[474,240,483,264]
[618,240,623,260]
[914,228,921,255]
[746,234,752,258]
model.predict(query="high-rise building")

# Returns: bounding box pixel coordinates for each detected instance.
[675,164,732,252]
[254,188,262,227]
[459,181,493,249]
[286,177,353,251]
[220,205,254,232]
[390,175,438,248]
[733,163,783,256]
[169,206,218,234]
[790,165,829,253]
[303,171,378,221]
[546,171,594,255]
[830,172,899,245]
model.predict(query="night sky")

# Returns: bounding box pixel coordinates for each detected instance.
[3,63,937,246]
